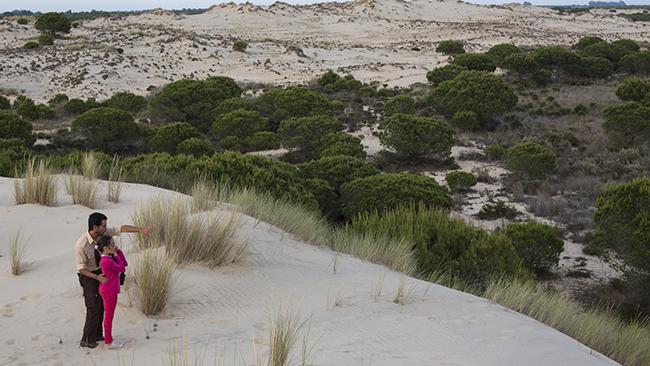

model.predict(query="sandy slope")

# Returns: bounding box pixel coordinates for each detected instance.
[0,176,618,365]
[1,0,649,102]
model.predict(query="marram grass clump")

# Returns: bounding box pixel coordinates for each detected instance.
[13,158,57,206]
[133,249,176,316]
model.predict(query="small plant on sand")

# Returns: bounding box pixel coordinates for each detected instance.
[232,40,248,52]
[266,308,312,366]
[134,249,176,316]
[13,157,57,206]
[393,274,415,305]
[107,155,123,203]
[9,231,28,275]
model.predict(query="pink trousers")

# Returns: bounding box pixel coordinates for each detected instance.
[99,291,118,344]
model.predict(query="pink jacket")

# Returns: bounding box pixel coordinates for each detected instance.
[99,249,127,295]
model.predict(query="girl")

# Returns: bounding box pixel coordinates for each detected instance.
[96,235,128,350]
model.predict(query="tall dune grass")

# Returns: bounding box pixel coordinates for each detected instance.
[266,308,311,366]
[9,231,28,275]
[133,249,176,316]
[483,278,650,366]
[133,196,246,267]
[65,152,99,207]
[13,158,57,206]
[108,155,123,203]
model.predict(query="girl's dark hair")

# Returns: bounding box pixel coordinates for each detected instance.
[96,235,113,253]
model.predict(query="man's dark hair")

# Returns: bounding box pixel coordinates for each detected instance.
[88,212,108,231]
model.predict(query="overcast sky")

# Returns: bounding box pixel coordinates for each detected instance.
[2,0,649,12]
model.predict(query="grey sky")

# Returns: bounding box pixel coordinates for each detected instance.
[1,0,649,12]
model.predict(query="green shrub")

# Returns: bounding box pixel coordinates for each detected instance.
[477,201,520,220]
[436,40,465,55]
[574,36,605,50]
[322,74,362,92]
[507,141,556,180]
[576,56,613,78]
[611,39,640,53]
[71,107,141,153]
[213,109,268,140]
[35,12,71,36]
[244,131,280,151]
[602,102,650,146]
[580,41,630,63]
[63,98,97,115]
[255,87,343,129]
[0,96,10,110]
[47,93,68,107]
[379,113,455,159]
[299,155,379,192]
[23,41,39,49]
[432,71,518,121]
[349,204,527,285]
[445,171,477,192]
[38,34,54,46]
[17,18,29,25]
[214,97,256,117]
[0,111,35,146]
[506,221,563,272]
[506,141,555,179]
[232,40,248,52]
[14,97,41,120]
[219,136,242,150]
[147,122,202,153]
[532,46,580,69]
[618,51,650,74]
[149,76,241,130]
[340,173,452,219]
[318,132,366,159]
[36,104,55,119]
[176,137,214,156]
[0,139,32,177]
[502,53,538,75]
[302,178,339,219]
[278,115,342,158]
[594,178,650,275]
[382,94,415,116]
[451,53,497,72]
[318,69,340,87]
[486,43,521,66]
[532,69,552,86]
[426,64,468,86]
[104,91,147,113]
[485,144,506,160]
[615,77,650,102]
[450,111,480,131]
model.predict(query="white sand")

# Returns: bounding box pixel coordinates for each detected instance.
[1,0,649,102]
[0,176,619,365]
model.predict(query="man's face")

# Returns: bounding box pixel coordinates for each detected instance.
[94,219,108,236]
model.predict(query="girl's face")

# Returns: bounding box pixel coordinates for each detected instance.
[102,240,116,255]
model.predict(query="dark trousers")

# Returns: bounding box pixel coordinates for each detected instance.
[78,270,104,343]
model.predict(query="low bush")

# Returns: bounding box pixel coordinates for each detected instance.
[176,137,214,156]
[436,40,465,55]
[244,131,280,151]
[426,64,467,86]
[103,91,147,113]
[502,53,538,75]
[451,53,496,72]
[486,43,521,66]
[0,111,35,146]
[72,107,141,153]
[602,102,650,146]
[445,171,477,192]
[278,114,342,159]
[618,51,650,74]
[23,41,39,49]
[256,87,343,129]
[63,98,98,115]
[38,35,53,46]
[507,141,556,180]
[147,122,203,154]
[299,155,379,192]
[450,111,480,131]
[382,94,415,117]
[0,96,10,110]
[232,40,248,52]
[485,144,506,160]
[318,132,366,159]
[379,113,455,159]
[17,18,29,25]
[574,36,605,50]
[340,173,452,219]
[213,109,268,140]
[0,139,31,177]
[48,93,68,107]
[505,221,564,272]
[477,201,519,220]
[615,77,650,102]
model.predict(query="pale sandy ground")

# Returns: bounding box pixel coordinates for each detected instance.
[1,0,649,102]
[0,176,620,365]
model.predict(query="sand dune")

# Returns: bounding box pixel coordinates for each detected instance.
[1,0,648,102]
[0,176,619,365]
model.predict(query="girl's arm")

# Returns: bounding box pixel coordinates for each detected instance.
[115,249,128,267]
[102,256,125,274]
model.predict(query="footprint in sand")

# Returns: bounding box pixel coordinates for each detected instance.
[1,303,18,317]
[6,339,15,345]
[19,293,41,301]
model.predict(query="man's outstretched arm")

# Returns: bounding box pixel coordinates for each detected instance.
[119,224,155,236]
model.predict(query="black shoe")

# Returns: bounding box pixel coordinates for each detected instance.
[80,340,98,349]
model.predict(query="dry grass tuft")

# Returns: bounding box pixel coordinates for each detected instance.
[107,155,123,203]
[13,158,57,206]
[133,249,176,316]
[9,231,28,275]
[266,308,311,366]
[65,152,99,208]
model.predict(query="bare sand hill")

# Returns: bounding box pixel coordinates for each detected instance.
[0,177,619,365]
[1,0,648,102]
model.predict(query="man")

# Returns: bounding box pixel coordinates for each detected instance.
[75,212,154,349]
